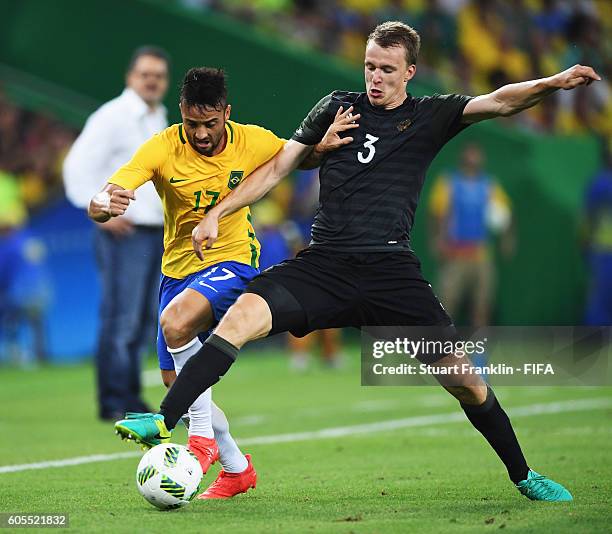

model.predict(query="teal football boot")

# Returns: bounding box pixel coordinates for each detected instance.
[114,412,171,449]
[516,470,573,501]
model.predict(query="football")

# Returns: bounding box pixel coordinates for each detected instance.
[135,443,203,510]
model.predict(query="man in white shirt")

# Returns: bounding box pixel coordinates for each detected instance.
[63,46,169,420]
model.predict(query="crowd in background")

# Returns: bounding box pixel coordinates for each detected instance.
[178,0,612,142]
[0,90,75,362]
[0,89,76,223]
[3,1,610,230]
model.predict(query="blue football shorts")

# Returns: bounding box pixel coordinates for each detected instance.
[157,261,259,370]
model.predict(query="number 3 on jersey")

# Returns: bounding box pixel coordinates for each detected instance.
[358,134,379,164]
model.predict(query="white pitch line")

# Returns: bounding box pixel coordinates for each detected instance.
[236,397,612,446]
[1,397,609,475]
[0,452,141,474]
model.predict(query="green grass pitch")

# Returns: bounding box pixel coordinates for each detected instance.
[1,348,611,533]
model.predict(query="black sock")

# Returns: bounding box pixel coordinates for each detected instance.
[159,334,239,430]
[461,387,529,484]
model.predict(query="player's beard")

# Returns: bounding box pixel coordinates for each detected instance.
[191,131,223,156]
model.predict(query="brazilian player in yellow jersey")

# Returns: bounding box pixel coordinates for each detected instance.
[88,67,284,499]
[105,109,283,279]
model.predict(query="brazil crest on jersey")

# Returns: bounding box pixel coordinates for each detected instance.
[108,121,285,279]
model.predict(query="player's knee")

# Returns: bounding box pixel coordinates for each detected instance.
[160,305,193,349]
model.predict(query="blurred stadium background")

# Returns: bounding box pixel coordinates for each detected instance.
[0,0,609,361]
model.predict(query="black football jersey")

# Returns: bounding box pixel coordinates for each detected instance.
[292,91,473,251]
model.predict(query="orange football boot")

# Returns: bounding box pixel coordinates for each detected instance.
[187,435,219,474]
[198,454,257,499]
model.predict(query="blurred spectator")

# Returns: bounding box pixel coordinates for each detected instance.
[0,170,50,364]
[0,101,22,170]
[375,0,415,26]
[416,0,457,69]
[290,168,320,243]
[63,46,169,421]
[252,198,301,270]
[533,0,569,36]
[0,92,76,211]
[289,328,345,370]
[429,144,513,327]
[0,89,74,365]
[583,141,612,325]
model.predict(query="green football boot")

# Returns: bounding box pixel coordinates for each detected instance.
[516,470,573,501]
[114,412,171,449]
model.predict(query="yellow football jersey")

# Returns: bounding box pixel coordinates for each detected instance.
[108,121,284,279]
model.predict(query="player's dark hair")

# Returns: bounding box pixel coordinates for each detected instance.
[367,21,421,66]
[127,45,171,73]
[180,67,227,110]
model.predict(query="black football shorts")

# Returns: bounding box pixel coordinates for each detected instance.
[245,247,451,337]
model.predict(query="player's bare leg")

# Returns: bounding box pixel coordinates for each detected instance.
[214,293,273,347]
[289,329,345,371]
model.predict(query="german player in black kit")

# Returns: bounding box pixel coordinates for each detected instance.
[116,22,601,501]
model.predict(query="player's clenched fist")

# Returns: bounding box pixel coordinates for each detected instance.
[92,188,135,217]
[108,189,136,216]
[552,64,601,90]
[192,214,219,261]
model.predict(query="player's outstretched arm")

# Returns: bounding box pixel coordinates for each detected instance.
[463,64,601,124]
[191,140,312,258]
[88,183,136,223]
